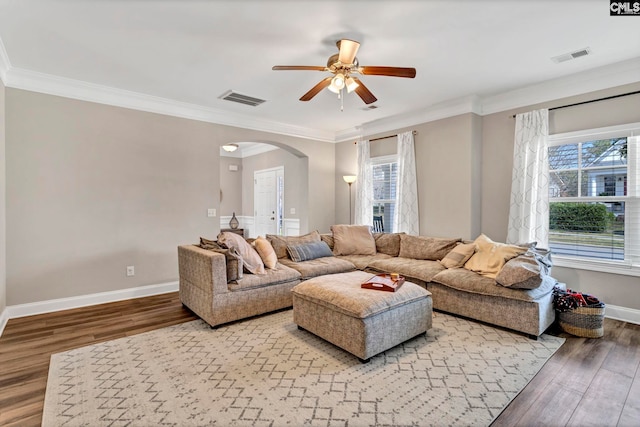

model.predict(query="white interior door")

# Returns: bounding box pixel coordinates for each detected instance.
[254,167,283,237]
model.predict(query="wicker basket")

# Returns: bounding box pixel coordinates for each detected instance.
[558,304,605,338]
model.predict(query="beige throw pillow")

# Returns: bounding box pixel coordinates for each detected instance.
[398,235,461,260]
[439,243,476,268]
[463,234,527,278]
[218,231,266,275]
[331,224,376,256]
[253,236,278,269]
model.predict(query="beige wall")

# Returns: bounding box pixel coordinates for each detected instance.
[482,82,640,310]
[5,89,334,305]
[335,113,482,239]
[0,79,5,315]
[219,156,243,217]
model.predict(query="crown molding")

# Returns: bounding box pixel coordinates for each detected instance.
[1,38,638,144]
[481,57,640,115]
[3,66,336,143]
[335,95,482,142]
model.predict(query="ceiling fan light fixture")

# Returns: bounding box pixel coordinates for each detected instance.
[345,76,359,93]
[222,143,239,152]
[332,73,345,89]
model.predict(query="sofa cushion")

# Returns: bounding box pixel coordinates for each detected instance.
[336,253,392,270]
[287,241,334,262]
[431,267,556,302]
[228,262,301,292]
[373,232,404,257]
[463,234,527,278]
[367,257,445,283]
[267,231,321,259]
[439,243,476,268]
[398,235,461,260]
[218,231,265,275]
[253,236,278,269]
[280,257,356,280]
[495,248,553,290]
[331,224,376,256]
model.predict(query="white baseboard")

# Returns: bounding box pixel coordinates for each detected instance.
[0,308,9,338]
[605,304,640,325]
[1,285,637,338]
[4,281,178,323]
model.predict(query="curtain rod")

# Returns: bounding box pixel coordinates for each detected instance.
[354,130,417,144]
[511,90,640,118]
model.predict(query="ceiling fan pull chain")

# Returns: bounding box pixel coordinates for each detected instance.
[340,88,344,112]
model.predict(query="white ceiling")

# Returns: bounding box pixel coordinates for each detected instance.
[0,1,639,142]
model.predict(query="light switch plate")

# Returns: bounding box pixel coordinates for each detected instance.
[207,208,216,217]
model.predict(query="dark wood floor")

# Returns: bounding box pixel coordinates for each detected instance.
[0,293,638,426]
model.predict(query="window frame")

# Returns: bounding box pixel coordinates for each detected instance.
[370,154,399,233]
[548,122,640,277]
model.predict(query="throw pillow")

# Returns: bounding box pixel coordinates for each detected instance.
[218,231,265,275]
[200,245,243,282]
[320,234,334,250]
[463,234,527,278]
[331,224,376,256]
[199,237,222,250]
[253,236,278,269]
[398,234,461,260]
[373,232,404,257]
[287,241,334,262]
[496,248,553,289]
[439,242,476,268]
[266,231,321,259]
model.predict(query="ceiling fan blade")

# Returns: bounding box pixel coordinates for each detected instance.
[300,77,333,101]
[337,39,360,65]
[272,65,327,71]
[360,66,416,78]
[352,77,377,104]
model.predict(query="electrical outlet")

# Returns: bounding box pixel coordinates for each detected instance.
[126,265,135,277]
[207,208,216,217]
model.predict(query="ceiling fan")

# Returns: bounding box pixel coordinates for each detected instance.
[272,39,416,107]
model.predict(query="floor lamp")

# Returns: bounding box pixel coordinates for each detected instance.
[343,175,357,224]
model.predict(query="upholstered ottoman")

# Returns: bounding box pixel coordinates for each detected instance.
[291,270,432,362]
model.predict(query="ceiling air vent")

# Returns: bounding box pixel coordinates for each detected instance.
[551,47,592,64]
[220,90,266,107]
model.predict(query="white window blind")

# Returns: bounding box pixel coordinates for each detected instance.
[548,124,640,273]
[371,156,398,233]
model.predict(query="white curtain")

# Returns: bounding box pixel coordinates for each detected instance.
[507,109,549,247]
[354,139,373,226]
[394,131,420,235]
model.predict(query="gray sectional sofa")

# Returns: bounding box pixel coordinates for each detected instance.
[178,226,557,338]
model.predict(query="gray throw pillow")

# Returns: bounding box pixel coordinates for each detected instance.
[287,241,334,262]
[495,248,552,290]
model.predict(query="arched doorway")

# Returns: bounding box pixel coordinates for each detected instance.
[219,142,309,238]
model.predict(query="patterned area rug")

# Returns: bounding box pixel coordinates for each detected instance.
[43,310,564,426]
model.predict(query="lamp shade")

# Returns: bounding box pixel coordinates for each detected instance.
[222,143,239,152]
[343,175,357,184]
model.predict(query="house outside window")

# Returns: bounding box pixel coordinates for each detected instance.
[371,155,398,233]
[548,123,639,275]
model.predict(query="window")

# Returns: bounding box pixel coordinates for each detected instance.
[371,156,398,233]
[548,123,640,275]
